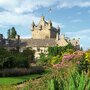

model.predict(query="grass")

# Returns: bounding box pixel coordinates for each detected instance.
[0,74,41,85]
[0,68,51,85]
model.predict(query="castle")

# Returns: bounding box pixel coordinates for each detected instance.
[0,16,80,59]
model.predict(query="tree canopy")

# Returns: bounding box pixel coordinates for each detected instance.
[8,27,17,39]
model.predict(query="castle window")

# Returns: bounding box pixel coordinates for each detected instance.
[37,47,40,52]
[44,50,47,53]
[5,40,9,45]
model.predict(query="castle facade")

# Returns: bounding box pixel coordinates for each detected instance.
[0,16,80,60]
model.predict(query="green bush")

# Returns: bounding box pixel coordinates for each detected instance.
[3,56,16,68]
[48,43,75,56]
[36,56,53,66]
[15,56,30,68]
[0,46,35,69]
[22,47,35,62]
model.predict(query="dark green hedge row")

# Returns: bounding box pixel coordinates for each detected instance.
[0,46,35,69]
[0,66,44,77]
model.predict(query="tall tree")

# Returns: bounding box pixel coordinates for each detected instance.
[11,27,17,38]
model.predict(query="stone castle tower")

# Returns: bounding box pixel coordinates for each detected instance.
[31,16,60,40]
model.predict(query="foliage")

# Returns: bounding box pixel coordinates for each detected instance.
[48,43,75,56]
[48,68,89,90]
[8,27,17,39]
[48,76,59,90]
[22,47,35,62]
[0,47,35,69]
[50,55,62,66]
[36,56,53,66]
[0,66,44,77]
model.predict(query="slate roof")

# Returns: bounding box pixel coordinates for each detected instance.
[0,39,20,47]
[20,39,56,47]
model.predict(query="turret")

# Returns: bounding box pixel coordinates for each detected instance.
[61,34,65,39]
[48,20,52,30]
[48,20,52,26]
[41,16,44,21]
[56,26,60,40]
[57,25,60,34]
[31,21,35,31]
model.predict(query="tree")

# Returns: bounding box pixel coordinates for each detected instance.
[8,27,17,39]
[22,47,35,62]
[11,27,17,38]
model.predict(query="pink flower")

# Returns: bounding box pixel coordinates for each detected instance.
[62,54,75,61]
[55,69,58,72]
[74,50,86,54]
[76,61,80,64]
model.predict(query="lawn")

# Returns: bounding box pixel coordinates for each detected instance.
[0,74,41,85]
[0,68,51,85]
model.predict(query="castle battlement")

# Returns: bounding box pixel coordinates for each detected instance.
[31,16,60,40]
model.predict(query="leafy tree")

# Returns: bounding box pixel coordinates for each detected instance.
[8,27,17,39]
[22,47,35,62]
[48,43,75,56]
[11,27,17,38]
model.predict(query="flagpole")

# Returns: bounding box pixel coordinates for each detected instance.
[49,8,51,20]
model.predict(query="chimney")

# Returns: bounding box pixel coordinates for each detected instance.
[0,34,3,39]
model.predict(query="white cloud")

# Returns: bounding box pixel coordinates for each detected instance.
[71,19,81,23]
[0,10,64,28]
[0,0,90,14]
[52,22,64,29]
[57,0,90,8]
[66,29,90,35]
[0,0,58,14]
[0,11,41,26]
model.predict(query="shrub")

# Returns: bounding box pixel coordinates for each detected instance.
[3,56,16,68]
[48,43,75,56]
[22,47,35,62]
[15,56,30,68]
[50,55,62,66]
[0,66,44,77]
[36,56,53,66]
[0,46,35,69]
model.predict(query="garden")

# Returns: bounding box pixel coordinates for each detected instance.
[0,44,90,90]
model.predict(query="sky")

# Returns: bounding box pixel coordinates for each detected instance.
[0,0,90,50]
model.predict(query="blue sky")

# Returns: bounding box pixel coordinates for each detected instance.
[0,0,90,50]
